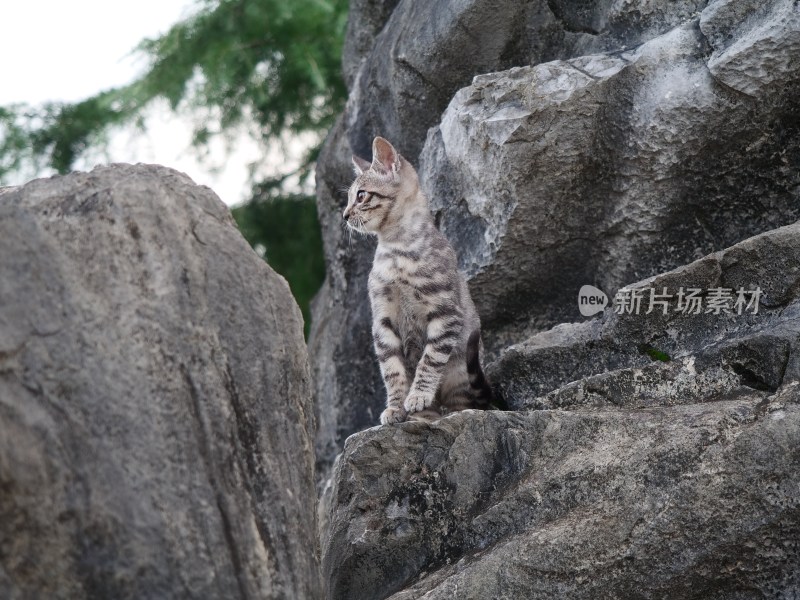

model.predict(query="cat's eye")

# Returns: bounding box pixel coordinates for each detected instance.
[356,190,368,203]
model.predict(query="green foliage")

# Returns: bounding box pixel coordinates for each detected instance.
[1,93,137,180]
[134,0,348,142]
[0,0,348,328]
[0,107,35,181]
[642,346,671,362]
[0,0,348,179]
[232,189,325,337]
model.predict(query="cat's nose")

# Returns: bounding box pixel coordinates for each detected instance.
[343,209,350,221]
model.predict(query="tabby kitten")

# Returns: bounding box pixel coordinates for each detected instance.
[343,136,493,424]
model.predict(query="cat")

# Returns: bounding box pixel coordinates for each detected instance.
[343,136,493,424]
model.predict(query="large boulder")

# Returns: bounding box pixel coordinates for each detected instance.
[321,220,800,600]
[421,1,800,350]
[0,164,321,599]
[324,396,800,599]
[310,0,800,479]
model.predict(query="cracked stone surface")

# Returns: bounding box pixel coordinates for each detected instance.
[310,0,800,483]
[702,0,800,96]
[422,8,800,350]
[325,394,800,599]
[489,220,800,411]
[0,164,321,599]
[322,222,800,600]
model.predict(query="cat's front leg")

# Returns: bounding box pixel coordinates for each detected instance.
[373,316,410,424]
[404,303,463,415]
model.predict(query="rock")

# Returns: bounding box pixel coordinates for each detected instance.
[321,222,800,600]
[702,0,800,96]
[324,396,800,599]
[316,0,800,595]
[310,0,800,479]
[345,0,534,161]
[341,0,400,89]
[490,220,800,409]
[0,164,321,599]
[345,0,715,161]
[421,13,800,351]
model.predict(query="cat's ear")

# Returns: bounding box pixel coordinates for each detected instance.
[371,136,401,175]
[352,155,371,176]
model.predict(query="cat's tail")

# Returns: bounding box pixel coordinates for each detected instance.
[466,330,494,409]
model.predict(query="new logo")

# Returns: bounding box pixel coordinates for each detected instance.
[578,285,608,317]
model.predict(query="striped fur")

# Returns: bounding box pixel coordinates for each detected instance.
[344,136,493,425]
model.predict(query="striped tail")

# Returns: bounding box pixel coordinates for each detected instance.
[466,330,494,409]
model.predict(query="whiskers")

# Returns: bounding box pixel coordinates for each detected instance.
[340,214,369,249]
[352,215,369,235]
[340,218,354,248]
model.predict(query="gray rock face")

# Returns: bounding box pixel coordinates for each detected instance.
[345,0,715,161]
[322,220,800,600]
[310,0,800,481]
[702,0,800,96]
[341,0,400,89]
[325,398,800,599]
[422,4,800,350]
[490,220,800,410]
[0,164,321,599]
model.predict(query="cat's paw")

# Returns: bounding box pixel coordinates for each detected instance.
[379,406,407,425]
[404,392,432,414]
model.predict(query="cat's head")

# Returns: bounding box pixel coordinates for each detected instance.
[343,136,421,235]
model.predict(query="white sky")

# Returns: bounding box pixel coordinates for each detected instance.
[0,0,305,206]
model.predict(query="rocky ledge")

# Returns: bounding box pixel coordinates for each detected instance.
[322,222,800,599]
